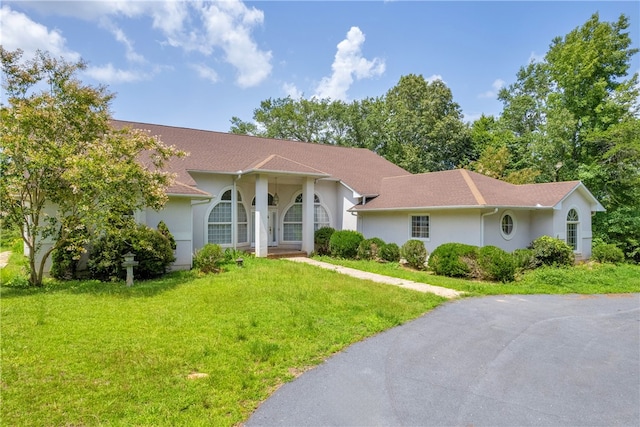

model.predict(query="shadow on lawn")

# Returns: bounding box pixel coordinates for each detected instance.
[0,270,204,299]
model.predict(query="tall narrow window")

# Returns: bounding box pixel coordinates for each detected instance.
[208,190,247,245]
[283,193,330,241]
[566,208,579,251]
[410,215,430,239]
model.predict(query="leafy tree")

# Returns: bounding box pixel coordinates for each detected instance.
[0,48,183,286]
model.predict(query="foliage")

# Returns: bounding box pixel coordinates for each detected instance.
[230,75,472,173]
[88,224,175,281]
[512,248,537,272]
[400,239,428,270]
[329,230,364,259]
[0,48,183,286]
[379,243,400,263]
[1,258,443,426]
[224,247,248,263]
[193,243,225,273]
[592,243,625,265]
[314,226,335,256]
[357,237,386,261]
[157,221,177,251]
[477,246,516,282]
[530,236,575,267]
[429,243,479,278]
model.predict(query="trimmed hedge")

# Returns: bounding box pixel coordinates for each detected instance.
[357,237,386,260]
[512,248,536,272]
[380,243,400,263]
[329,230,364,259]
[88,224,175,281]
[314,227,335,256]
[592,243,625,264]
[478,246,515,282]
[530,236,575,267]
[193,243,224,273]
[429,243,479,278]
[400,240,428,270]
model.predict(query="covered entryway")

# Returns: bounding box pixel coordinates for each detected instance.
[251,208,278,247]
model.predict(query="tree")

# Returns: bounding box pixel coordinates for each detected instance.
[0,48,183,286]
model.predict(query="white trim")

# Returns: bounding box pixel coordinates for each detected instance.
[500,210,517,241]
[566,205,581,253]
[204,187,248,247]
[282,190,333,243]
[408,213,430,241]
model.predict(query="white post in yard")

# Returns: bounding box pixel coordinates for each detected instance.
[254,175,269,257]
[301,177,315,255]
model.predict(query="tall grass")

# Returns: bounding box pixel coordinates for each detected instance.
[1,258,444,426]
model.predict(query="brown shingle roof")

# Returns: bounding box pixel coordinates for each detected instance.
[352,169,600,211]
[113,120,408,196]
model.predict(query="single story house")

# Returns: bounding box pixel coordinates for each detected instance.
[34,120,606,272]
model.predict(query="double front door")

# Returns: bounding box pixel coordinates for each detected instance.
[251,208,278,247]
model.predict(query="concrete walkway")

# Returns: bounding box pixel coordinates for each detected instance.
[284,257,462,299]
[0,251,10,269]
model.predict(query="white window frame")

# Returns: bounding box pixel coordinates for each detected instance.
[566,207,580,252]
[500,210,516,241]
[408,213,430,241]
[282,192,332,243]
[205,188,248,247]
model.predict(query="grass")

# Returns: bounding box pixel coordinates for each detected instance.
[1,256,445,426]
[313,256,640,295]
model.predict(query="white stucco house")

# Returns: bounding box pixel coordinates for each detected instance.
[33,120,606,272]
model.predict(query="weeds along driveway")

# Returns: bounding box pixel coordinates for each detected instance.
[247,294,640,427]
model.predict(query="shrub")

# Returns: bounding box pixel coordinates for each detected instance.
[314,227,335,256]
[88,224,175,281]
[531,236,575,267]
[193,244,225,273]
[50,223,88,280]
[429,243,479,278]
[357,237,386,260]
[380,243,400,263]
[478,246,516,282]
[224,247,248,263]
[592,243,625,264]
[400,240,428,270]
[329,230,364,259]
[512,248,536,272]
[157,220,177,251]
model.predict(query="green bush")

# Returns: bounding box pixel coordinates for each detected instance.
[329,230,364,259]
[357,237,386,260]
[531,236,575,267]
[193,244,225,273]
[50,223,88,280]
[157,221,177,251]
[314,227,335,256]
[478,246,516,282]
[400,240,428,270]
[592,243,625,264]
[88,224,176,281]
[429,243,479,278]
[379,243,400,262]
[512,248,536,272]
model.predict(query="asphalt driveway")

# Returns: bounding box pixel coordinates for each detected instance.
[247,294,640,426]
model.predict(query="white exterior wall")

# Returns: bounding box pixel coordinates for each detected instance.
[551,191,594,259]
[338,183,358,231]
[483,209,533,252]
[145,198,193,270]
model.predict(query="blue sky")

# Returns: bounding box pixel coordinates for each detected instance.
[2,1,639,132]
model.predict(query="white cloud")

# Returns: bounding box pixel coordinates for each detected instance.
[314,26,385,101]
[83,63,148,84]
[426,74,444,84]
[190,63,219,84]
[283,82,302,99]
[528,51,544,63]
[478,78,505,99]
[99,18,146,64]
[0,5,81,62]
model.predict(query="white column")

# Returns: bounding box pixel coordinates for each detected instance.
[254,175,269,257]
[301,177,315,254]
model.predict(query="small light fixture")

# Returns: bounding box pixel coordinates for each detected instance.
[273,177,279,206]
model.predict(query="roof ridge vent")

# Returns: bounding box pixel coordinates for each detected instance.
[460,169,486,205]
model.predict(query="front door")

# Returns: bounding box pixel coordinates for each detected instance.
[251,208,278,247]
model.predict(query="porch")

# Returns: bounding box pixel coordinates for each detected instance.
[266,247,308,259]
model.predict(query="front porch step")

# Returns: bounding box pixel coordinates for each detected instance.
[267,250,307,259]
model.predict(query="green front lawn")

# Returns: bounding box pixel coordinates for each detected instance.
[1,257,444,426]
[313,256,640,295]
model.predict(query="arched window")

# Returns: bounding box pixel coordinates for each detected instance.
[566,208,579,251]
[283,193,330,241]
[251,194,276,206]
[208,190,248,245]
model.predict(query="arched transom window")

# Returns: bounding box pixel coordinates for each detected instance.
[566,208,579,251]
[208,190,248,245]
[283,193,330,241]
